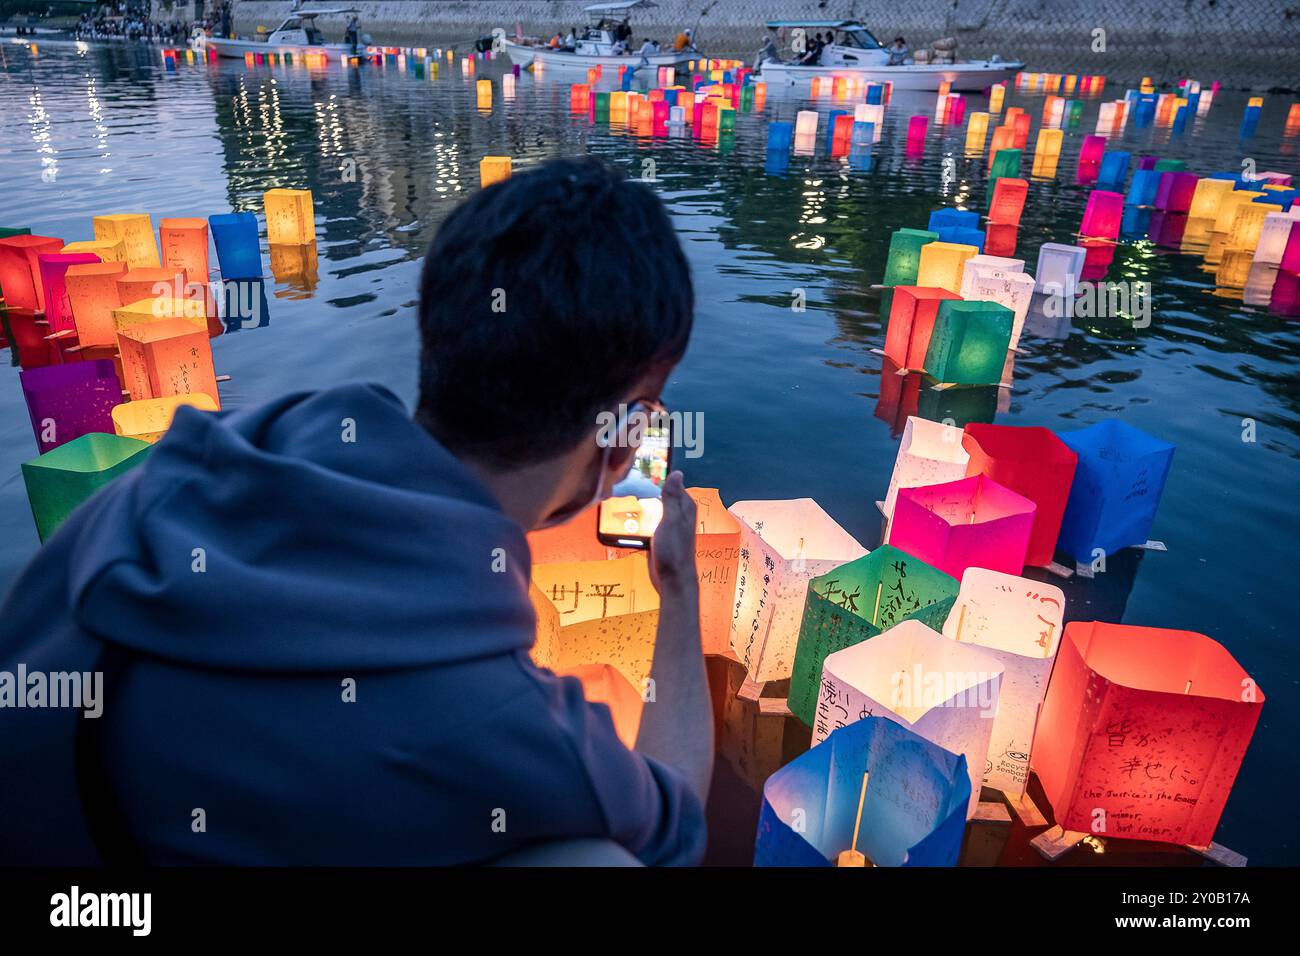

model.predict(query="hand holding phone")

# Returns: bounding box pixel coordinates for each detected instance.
[597,403,672,550]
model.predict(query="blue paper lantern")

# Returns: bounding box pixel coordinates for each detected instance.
[1057,419,1175,563]
[209,212,262,280]
[1126,168,1161,207]
[754,716,970,867]
[848,121,874,171]
[1097,150,1131,189]
[927,208,980,233]
[765,120,793,153]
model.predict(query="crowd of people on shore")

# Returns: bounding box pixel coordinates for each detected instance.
[546,18,696,57]
[73,13,193,44]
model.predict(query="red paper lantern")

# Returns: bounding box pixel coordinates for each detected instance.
[1033,622,1264,847]
[988,177,1029,227]
[883,286,961,371]
[962,424,1078,567]
[0,234,64,311]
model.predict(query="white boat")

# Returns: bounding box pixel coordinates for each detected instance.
[503,1,696,72]
[756,20,1021,92]
[191,8,362,61]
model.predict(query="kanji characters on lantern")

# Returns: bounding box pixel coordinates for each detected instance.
[263,189,316,245]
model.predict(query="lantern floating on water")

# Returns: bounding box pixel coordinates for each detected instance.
[988,176,1028,226]
[923,300,1013,385]
[787,544,958,726]
[915,241,978,294]
[688,488,743,656]
[988,82,1005,114]
[882,416,971,526]
[263,189,315,245]
[159,217,211,288]
[728,498,868,683]
[1034,242,1086,297]
[112,295,208,336]
[905,115,928,157]
[92,214,159,269]
[0,234,64,311]
[814,619,1003,819]
[111,393,219,444]
[1254,210,1300,265]
[1032,622,1263,848]
[209,212,263,280]
[754,715,970,867]
[883,286,960,371]
[117,267,186,307]
[21,432,152,542]
[65,261,127,348]
[116,317,220,406]
[960,259,1036,351]
[476,78,492,109]
[1056,419,1174,564]
[882,228,939,287]
[964,110,990,153]
[61,239,125,263]
[20,360,123,455]
[480,155,512,188]
[38,253,102,334]
[888,474,1036,579]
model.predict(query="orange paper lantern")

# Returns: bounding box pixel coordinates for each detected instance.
[65,261,128,347]
[688,488,742,656]
[116,317,220,406]
[0,234,64,311]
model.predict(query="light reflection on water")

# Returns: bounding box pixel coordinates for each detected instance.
[1,40,1298,864]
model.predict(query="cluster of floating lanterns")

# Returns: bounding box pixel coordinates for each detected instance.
[0,190,319,539]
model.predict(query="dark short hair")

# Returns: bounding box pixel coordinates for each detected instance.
[416,158,694,468]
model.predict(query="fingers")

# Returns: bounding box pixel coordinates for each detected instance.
[660,471,696,528]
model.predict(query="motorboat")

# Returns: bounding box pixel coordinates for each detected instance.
[191,8,362,61]
[756,20,1021,92]
[503,1,696,72]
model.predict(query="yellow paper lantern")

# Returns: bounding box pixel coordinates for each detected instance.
[263,188,316,245]
[112,296,208,334]
[476,78,492,109]
[61,239,126,262]
[964,111,990,154]
[1031,127,1063,178]
[112,393,219,443]
[915,241,979,294]
[480,156,512,188]
[988,83,1005,114]
[93,213,160,269]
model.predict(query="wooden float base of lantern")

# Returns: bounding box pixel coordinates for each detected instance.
[1031,825,1247,866]
[1075,539,1167,578]
[961,801,1013,867]
[1186,842,1248,867]
[1005,790,1049,827]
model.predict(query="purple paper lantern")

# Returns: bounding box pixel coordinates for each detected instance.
[20,360,124,454]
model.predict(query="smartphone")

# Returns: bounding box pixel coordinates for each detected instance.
[597,414,673,550]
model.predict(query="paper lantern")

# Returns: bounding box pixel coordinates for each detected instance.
[480,156,512,188]
[476,78,492,109]
[61,239,125,263]
[1080,190,1125,243]
[158,217,211,289]
[915,241,977,294]
[988,83,1005,114]
[942,568,1064,795]
[989,148,1022,189]
[882,286,960,370]
[961,424,1077,567]
[1254,211,1300,264]
[882,228,939,286]
[557,663,644,748]
[529,553,658,690]
[64,261,127,348]
[882,416,971,526]
[116,317,220,406]
[964,110,990,153]
[986,125,1014,166]
[1033,622,1263,847]
[209,212,263,279]
[905,115,928,156]
[92,214,159,268]
[20,360,123,454]
[853,103,883,141]
[815,620,1003,819]
[988,177,1028,226]
[923,300,1013,385]
[787,545,958,726]
[117,267,186,307]
[961,264,1036,350]
[754,716,970,867]
[263,189,315,245]
[1056,419,1174,563]
[38,253,101,333]
[21,432,152,542]
[0,234,64,310]
[112,296,208,335]
[728,498,868,682]
[888,475,1036,579]
[1034,242,1086,296]
[983,221,1020,258]
[689,488,743,656]
[111,393,219,444]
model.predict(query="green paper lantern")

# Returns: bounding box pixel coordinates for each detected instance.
[0,227,32,239]
[739,84,754,111]
[21,432,152,542]
[594,91,610,119]
[989,148,1022,192]
[923,300,1013,385]
[1153,158,1186,172]
[787,544,958,726]
[1066,100,1084,128]
[883,228,940,286]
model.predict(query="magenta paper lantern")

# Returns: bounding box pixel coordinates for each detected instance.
[906,115,929,157]
[38,252,102,334]
[19,360,124,454]
[1077,135,1105,182]
[888,475,1036,579]
[1080,190,1124,241]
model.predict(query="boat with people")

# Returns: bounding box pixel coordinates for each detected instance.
[503,1,697,72]
[755,20,1021,92]
[191,8,364,61]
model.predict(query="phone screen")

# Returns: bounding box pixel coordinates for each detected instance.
[597,419,671,548]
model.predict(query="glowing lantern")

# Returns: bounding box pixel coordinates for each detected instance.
[961,263,1036,350]
[882,228,939,286]
[558,663,644,748]
[853,103,883,141]
[915,241,977,294]
[1033,622,1263,847]
[986,125,1015,166]
[38,253,102,333]
[1056,419,1174,564]
[1030,128,1063,178]
[116,317,220,406]
[476,78,492,109]
[988,177,1028,225]
[923,300,1013,385]
[21,433,152,541]
[1034,242,1086,296]
[209,212,263,279]
[569,83,591,111]
[502,72,515,99]
[1254,210,1300,265]
[158,217,211,288]
[988,83,1005,114]
[815,620,1003,819]
[883,286,960,371]
[964,111,990,153]
[263,189,315,245]
[112,296,208,336]
[787,545,957,725]
[20,360,123,454]
[0,234,64,311]
[117,267,186,306]
[1080,190,1125,242]
[64,261,127,348]
[882,416,971,527]
[110,394,218,444]
[92,214,159,268]
[688,488,743,656]
[530,554,658,690]
[794,109,818,138]
[888,474,1036,579]
[754,715,970,867]
[1097,150,1131,188]
[988,148,1022,189]
[1010,111,1031,149]
[905,115,928,157]
[728,498,868,683]
[61,239,125,263]
[480,156,512,188]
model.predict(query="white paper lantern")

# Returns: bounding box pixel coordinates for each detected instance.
[960,254,1025,292]
[942,567,1064,796]
[729,498,868,683]
[962,267,1037,350]
[882,416,970,535]
[815,619,1004,819]
[1034,242,1086,297]
[795,110,819,137]
[1253,209,1300,265]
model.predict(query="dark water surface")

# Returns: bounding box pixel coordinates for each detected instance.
[1,41,1297,864]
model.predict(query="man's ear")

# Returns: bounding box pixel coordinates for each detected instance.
[605,441,635,480]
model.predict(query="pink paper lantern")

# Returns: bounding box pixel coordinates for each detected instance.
[888,474,1036,579]
[1080,190,1124,241]
[38,253,103,334]
[906,115,928,157]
